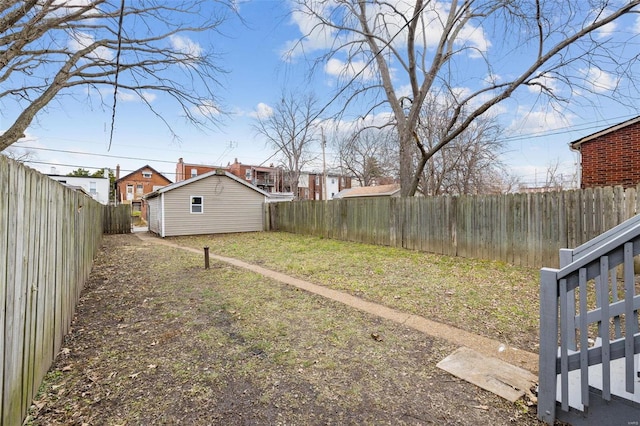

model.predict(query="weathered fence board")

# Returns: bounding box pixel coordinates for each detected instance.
[1,157,104,425]
[103,204,131,234]
[267,185,640,269]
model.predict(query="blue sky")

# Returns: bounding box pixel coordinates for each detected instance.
[2,1,639,188]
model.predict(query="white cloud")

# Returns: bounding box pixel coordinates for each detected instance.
[324,58,378,81]
[68,31,113,61]
[596,20,617,38]
[249,102,274,119]
[283,1,491,62]
[169,35,203,59]
[280,4,338,61]
[581,67,618,93]
[192,100,220,117]
[527,73,560,95]
[508,106,576,135]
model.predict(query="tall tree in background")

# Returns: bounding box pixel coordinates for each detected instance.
[335,128,396,187]
[289,0,640,196]
[67,167,91,177]
[416,94,507,195]
[0,0,234,151]
[253,92,320,199]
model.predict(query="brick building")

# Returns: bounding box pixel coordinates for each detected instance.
[570,116,640,188]
[115,165,172,218]
[227,158,282,193]
[175,157,219,182]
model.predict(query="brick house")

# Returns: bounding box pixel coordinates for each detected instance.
[227,158,283,193]
[115,165,172,218]
[570,116,640,188]
[175,157,219,182]
[297,171,352,200]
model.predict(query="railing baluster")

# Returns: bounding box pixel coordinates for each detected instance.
[560,278,569,411]
[579,267,590,409]
[600,256,611,400]
[539,268,560,424]
[624,242,636,393]
[611,267,622,339]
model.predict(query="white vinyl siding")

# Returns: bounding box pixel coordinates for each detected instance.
[161,175,264,237]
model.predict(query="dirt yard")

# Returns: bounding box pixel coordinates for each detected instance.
[26,234,542,425]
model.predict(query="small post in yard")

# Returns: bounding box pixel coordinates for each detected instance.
[204,246,210,269]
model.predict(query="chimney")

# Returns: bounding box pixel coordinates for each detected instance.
[116,164,120,179]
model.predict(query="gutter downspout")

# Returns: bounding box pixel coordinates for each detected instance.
[569,143,582,189]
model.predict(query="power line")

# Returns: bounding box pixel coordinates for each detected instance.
[24,160,178,177]
[23,146,177,164]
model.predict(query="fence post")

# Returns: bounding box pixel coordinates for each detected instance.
[538,267,559,424]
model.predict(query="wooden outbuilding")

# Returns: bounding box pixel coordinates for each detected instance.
[145,169,269,237]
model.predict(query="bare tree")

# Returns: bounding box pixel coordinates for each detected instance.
[416,94,506,195]
[288,1,640,196]
[253,92,319,198]
[2,146,37,163]
[0,0,234,151]
[335,128,396,187]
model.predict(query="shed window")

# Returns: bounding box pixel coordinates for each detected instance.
[191,196,203,214]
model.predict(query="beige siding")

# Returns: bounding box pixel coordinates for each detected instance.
[163,175,265,236]
[147,196,162,235]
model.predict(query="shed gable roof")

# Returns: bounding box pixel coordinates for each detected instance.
[145,169,270,199]
[334,184,400,198]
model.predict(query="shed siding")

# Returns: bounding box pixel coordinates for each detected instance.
[162,175,264,237]
[147,196,162,235]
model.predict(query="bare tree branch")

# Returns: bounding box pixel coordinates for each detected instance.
[0,0,235,151]
[253,92,320,199]
[289,0,640,196]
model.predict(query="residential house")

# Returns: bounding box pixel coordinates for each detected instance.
[47,174,110,205]
[227,158,283,193]
[570,115,640,188]
[175,157,219,182]
[115,165,172,218]
[145,169,269,237]
[333,183,401,199]
[297,171,352,200]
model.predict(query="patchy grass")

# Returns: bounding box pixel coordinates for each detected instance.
[27,234,542,425]
[173,231,540,352]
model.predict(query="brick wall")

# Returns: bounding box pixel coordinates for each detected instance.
[580,120,640,188]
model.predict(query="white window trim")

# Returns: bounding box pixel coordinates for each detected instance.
[190,195,203,214]
[142,171,152,178]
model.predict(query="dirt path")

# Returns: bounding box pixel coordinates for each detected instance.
[27,234,543,425]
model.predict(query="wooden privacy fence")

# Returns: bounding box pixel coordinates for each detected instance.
[0,156,104,425]
[267,185,640,269]
[103,204,131,234]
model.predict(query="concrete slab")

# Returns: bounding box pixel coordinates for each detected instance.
[437,347,538,403]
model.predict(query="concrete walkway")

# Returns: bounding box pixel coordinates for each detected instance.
[135,232,539,375]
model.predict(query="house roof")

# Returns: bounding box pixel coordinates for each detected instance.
[116,164,172,184]
[144,169,270,199]
[569,115,640,150]
[333,184,400,199]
